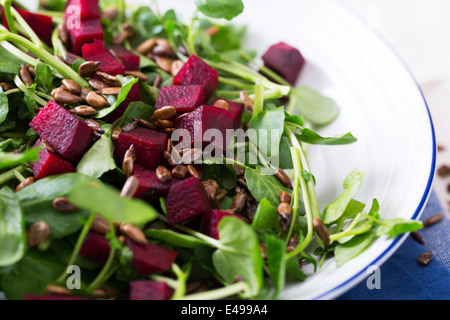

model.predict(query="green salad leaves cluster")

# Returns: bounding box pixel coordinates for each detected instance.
[0,0,423,300]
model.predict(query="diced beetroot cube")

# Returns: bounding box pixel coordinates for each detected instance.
[113,128,167,170]
[166,177,211,226]
[30,101,94,164]
[156,85,205,116]
[203,210,243,240]
[82,40,125,75]
[107,46,140,71]
[133,164,182,198]
[79,231,111,263]
[24,295,89,300]
[174,105,235,151]
[2,8,53,47]
[173,55,218,100]
[65,0,101,21]
[30,140,76,180]
[262,42,305,85]
[127,239,178,276]
[102,83,141,124]
[66,19,104,55]
[211,97,244,129]
[129,281,173,300]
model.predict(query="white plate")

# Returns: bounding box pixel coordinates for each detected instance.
[149,0,436,299]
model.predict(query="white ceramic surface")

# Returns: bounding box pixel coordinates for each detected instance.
[145,0,436,299]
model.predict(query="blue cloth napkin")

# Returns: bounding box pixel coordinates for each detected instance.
[338,191,450,300]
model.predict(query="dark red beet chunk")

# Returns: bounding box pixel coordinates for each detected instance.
[102,83,141,124]
[30,101,94,164]
[156,85,205,116]
[24,295,89,300]
[66,19,103,55]
[127,239,178,276]
[174,105,235,151]
[133,164,182,198]
[211,97,244,129]
[261,42,305,85]
[79,231,111,263]
[113,128,167,170]
[65,0,101,20]
[129,281,173,300]
[2,8,53,47]
[82,40,125,75]
[166,177,211,226]
[30,140,76,180]
[173,55,218,100]
[203,210,243,240]
[107,46,140,71]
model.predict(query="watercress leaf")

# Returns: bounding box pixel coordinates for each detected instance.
[0,89,8,125]
[376,218,423,238]
[210,24,246,52]
[0,46,22,74]
[334,232,376,267]
[145,229,209,249]
[68,182,158,226]
[251,198,280,236]
[248,106,285,158]
[245,167,291,207]
[34,63,53,91]
[196,0,244,20]
[334,199,366,232]
[265,234,286,299]
[0,147,40,170]
[284,113,305,127]
[285,256,307,281]
[212,217,263,297]
[76,124,115,178]
[130,7,164,46]
[1,249,65,300]
[94,76,139,119]
[17,173,101,238]
[297,129,357,145]
[322,169,365,225]
[120,101,155,126]
[0,187,26,267]
[291,86,339,126]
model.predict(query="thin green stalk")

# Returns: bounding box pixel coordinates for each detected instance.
[0,40,38,66]
[252,82,264,116]
[10,7,45,50]
[329,213,364,243]
[14,75,48,107]
[51,26,67,59]
[0,165,26,185]
[170,263,190,300]
[2,0,17,34]
[150,274,179,288]
[56,212,96,284]
[219,76,254,90]
[177,282,250,300]
[88,246,117,290]
[12,169,25,182]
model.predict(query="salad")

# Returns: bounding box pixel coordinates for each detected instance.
[0,0,424,300]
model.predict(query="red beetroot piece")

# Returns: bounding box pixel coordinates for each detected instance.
[30,140,76,180]
[127,238,178,276]
[29,101,94,164]
[133,164,182,198]
[129,281,173,300]
[261,42,305,85]
[166,177,211,226]
[156,85,205,116]
[211,97,244,129]
[65,0,101,21]
[1,8,53,47]
[82,40,125,75]
[102,83,141,123]
[174,105,235,151]
[65,19,103,55]
[173,55,218,100]
[107,46,140,71]
[203,210,243,240]
[79,231,111,263]
[113,128,167,170]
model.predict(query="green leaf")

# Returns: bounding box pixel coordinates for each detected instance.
[0,187,26,267]
[129,7,164,46]
[334,232,376,267]
[334,199,366,232]
[68,182,158,226]
[285,256,307,281]
[201,164,237,190]
[265,234,286,299]
[76,124,116,178]
[376,218,423,237]
[0,89,9,125]
[196,0,244,20]
[291,86,339,126]
[322,169,365,224]
[145,229,209,249]
[210,24,246,52]
[0,147,40,170]
[251,198,280,235]
[0,46,22,74]
[297,129,357,145]
[34,63,54,92]
[245,167,291,207]
[119,101,155,126]
[212,217,263,297]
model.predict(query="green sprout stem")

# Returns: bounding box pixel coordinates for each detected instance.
[178,281,250,300]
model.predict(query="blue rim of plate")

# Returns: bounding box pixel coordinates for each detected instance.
[312,2,437,300]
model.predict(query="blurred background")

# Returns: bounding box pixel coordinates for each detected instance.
[340,0,450,218]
